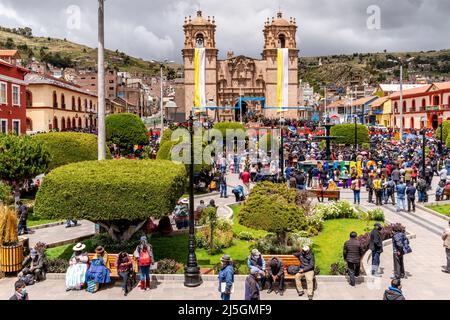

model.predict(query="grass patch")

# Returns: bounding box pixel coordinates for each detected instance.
[230,205,269,239]
[313,219,377,275]
[426,204,450,217]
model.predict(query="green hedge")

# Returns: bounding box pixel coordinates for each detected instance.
[436,120,450,143]
[239,182,307,239]
[106,113,148,147]
[34,132,111,171]
[160,128,174,147]
[35,160,186,240]
[213,122,246,137]
[330,124,370,145]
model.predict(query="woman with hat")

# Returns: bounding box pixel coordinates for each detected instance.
[173,198,189,230]
[133,236,154,291]
[65,243,89,291]
[86,246,111,293]
[218,254,234,300]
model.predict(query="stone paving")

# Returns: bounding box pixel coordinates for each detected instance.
[2,175,449,300]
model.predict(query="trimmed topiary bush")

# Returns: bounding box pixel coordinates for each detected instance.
[330,124,370,145]
[436,120,450,143]
[239,182,307,244]
[35,160,187,241]
[213,122,246,137]
[106,113,148,148]
[34,132,111,171]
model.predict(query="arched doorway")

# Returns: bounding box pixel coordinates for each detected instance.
[410,117,414,129]
[72,118,76,128]
[432,114,438,129]
[53,117,58,130]
[235,101,248,122]
[78,118,82,128]
[61,117,66,131]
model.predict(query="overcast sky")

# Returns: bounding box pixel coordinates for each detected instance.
[1,0,449,63]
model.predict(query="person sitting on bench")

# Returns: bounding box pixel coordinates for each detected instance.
[294,245,315,300]
[266,256,285,296]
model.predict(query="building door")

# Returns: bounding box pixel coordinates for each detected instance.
[235,101,248,122]
[12,120,20,135]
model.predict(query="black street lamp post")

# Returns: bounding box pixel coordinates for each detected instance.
[184,112,202,288]
[354,115,358,151]
[280,118,285,182]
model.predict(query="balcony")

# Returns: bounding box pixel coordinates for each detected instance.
[372,109,383,115]
[426,105,441,111]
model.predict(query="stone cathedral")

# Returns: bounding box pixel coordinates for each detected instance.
[182,10,299,121]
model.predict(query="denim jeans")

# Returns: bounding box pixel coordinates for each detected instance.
[372,251,381,268]
[353,190,360,204]
[220,184,227,197]
[221,293,231,300]
[118,271,129,291]
[220,165,226,174]
[297,184,305,190]
[418,191,425,202]
[139,265,150,281]
[397,197,406,210]
[17,221,28,235]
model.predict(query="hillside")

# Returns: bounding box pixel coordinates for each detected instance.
[299,49,450,92]
[0,27,181,77]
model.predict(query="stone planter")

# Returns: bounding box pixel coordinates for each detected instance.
[0,243,24,273]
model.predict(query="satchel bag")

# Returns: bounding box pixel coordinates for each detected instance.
[287,265,300,275]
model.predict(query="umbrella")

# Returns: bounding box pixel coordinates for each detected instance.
[360,151,368,155]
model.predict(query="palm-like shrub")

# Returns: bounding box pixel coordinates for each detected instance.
[0,206,18,245]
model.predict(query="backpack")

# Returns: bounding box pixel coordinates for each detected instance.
[287,265,300,275]
[20,274,35,286]
[402,236,412,255]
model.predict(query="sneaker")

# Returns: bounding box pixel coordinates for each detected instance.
[308,295,314,300]
[298,291,305,297]
[279,291,284,296]
[442,270,450,274]
[267,289,273,294]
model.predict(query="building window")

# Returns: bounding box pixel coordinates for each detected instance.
[61,94,66,109]
[278,34,286,48]
[53,91,58,108]
[78,97,82,111]
[12,120,20,135]
[12,85,20,106]
[0,119,7,133]
[72,96,76,110]
[195,33,204,48]
[0,82,7,104]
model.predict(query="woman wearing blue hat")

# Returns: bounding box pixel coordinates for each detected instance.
[134,236,154,291]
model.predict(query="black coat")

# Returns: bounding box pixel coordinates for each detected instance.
[267,258,283,277]
[343,238,364,264]
[383,289,405,300]
[293,251,315,272]
[369,228,383,253]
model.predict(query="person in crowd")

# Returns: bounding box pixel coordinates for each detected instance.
[173,198,189,230]
[134,236,154,291]
[439,165,448,184]
[218,254,234,300]
[18,248,46,282]
[232,185,245,202]
[245,266,264,301]
[116,251,134,296]
[366,175,374,203]
[396,180,407,212]
[383,278,406,300]
[241,169,251,194]
[294,245,315,300]
[9,280,29,300]
[343,231,364,286]
[351,176,362,205]
[247,249,266,290]
[369,223,383,277]
[392,225,410,279]
[406,182,417,213]
[373,175,383,206]
[219,172,228,198]
[86,246,111,293]
[441,220,450,274]
[17,201,28,236]
[266,256,284,296]
[417,176,428,203]
[385,178,396,205]
[65,243,89,291]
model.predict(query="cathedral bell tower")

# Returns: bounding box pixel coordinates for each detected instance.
[182,11,218,119]
[263,11,299,119]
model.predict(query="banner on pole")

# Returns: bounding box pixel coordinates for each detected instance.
[277,48,289,112]
[194,48,206,109]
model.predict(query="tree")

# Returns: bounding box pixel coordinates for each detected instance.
[5,37,15,49]
[0,134,50,203]
[239,182,307,245]
[35,160,187,242]
[33,132,112,171]
[330,124,370,145]
[106,113,148,150]
[436,120,450,144]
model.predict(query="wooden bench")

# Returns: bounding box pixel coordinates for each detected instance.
[307,189,340,201]
[262,255,301,280]
[87,253,139,278]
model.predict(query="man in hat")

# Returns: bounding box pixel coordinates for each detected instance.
[369,223,383,277]
[247,249,266,290]
[294,246,316,300]
[18,248,46,282]
[218,254,234,300]
[9,280,28,300]
[245,267,264,300]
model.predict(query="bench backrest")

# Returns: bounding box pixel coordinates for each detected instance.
[87,253,138,276]
[262,255,301,272]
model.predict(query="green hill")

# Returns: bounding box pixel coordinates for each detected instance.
[0,26,180,77]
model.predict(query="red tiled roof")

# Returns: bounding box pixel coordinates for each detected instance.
[326,99,347,108]
[370,97,389,108]
[0,50,20,58]
[353,96,377,106]
[389,84,433,99]
[0,58,30,73]
[433,81,450,91]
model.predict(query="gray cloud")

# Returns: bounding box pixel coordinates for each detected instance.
[0,0,449,63]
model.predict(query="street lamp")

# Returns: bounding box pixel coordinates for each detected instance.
[387,57,415,142]
[280,117,285,182]
[150,59,175,135]
[421,116,427,179]
[184,112,202,288]
[353,114,358,151]
[165,100,178,123]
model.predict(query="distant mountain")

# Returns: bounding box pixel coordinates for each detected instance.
[0,26,181,78]
[299,49,450,92]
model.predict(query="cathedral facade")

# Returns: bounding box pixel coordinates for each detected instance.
[182,11,299,121]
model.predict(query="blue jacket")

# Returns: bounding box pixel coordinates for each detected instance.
[218,264,234,293]
[247,255,265,271]
[396,184,407,198]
